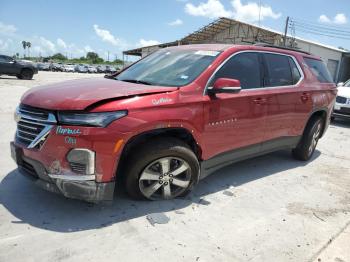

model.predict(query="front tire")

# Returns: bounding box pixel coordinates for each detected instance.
[20,69,33,80]
[124,137,200,200]
[292,117,323,161]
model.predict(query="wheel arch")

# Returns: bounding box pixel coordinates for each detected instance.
[122,127,202,160]
[305,108,328,138]
[20,67,34,74]
[116,127,202,181]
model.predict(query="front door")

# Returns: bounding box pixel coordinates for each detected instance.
[0,55,15,74]
[202,52,268,162]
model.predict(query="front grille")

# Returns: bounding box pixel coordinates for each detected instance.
[69,162,87,174]
[15,104,56,149]
[336,96,347,104]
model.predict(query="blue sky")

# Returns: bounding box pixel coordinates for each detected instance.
[0,0,349,60]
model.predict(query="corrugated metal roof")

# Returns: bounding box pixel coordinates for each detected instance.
[123,17,346,56]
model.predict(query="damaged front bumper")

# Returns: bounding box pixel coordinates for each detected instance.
[10,142,115,203]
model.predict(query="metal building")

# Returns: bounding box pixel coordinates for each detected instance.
[123,17,350,82]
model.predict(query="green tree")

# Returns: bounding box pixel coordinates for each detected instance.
[21,41,27,58]
[86,52,100,63]
[27,42,31,57]
[51,53,66,60]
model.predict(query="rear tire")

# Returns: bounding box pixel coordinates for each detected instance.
[124,137,200,200]
[20,69,34,80]
[292,117,323,161]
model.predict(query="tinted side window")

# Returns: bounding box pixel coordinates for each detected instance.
[0,56,12,62]
[289,57,301,84]
[213,52,261,89]
[264,53,293,87]
[304,58,333,83]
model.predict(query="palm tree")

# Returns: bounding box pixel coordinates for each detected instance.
[22,41,27,58]
[27,42,31,57]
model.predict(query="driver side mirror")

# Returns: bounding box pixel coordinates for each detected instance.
[207,78,241,95]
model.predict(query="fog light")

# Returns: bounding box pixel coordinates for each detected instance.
[67,149,95,175]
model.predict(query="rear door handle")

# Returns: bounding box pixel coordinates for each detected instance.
[253,97,267,105]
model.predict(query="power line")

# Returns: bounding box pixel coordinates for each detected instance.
[289,17,350,40]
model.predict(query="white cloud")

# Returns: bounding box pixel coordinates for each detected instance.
[168,19,184,26]
[57,38,67,49]
[93,24,120,46]
[318,15,331,23]
[84,45,94,53]
[185,0,281,22]
[231,0,281,22]
[0,22,17,35]
[138,39,161,47]
[319,13,348,25]
[334,13,347,24]
[39,37,55,53]
[185,0,232,19]
[0,39,13,51]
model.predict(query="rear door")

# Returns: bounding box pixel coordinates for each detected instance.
[202,52,268,161]
[261,52,310,149]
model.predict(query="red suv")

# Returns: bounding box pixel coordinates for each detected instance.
[11,44,336,202]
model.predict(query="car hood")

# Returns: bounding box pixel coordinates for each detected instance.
[21,78,178,110]
[338,86,350,98]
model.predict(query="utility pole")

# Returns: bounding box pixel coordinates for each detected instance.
[283,16,290,47]
[107,51,110,62]
[258,0,261,27]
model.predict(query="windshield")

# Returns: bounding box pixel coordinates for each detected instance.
[116,49,220,87]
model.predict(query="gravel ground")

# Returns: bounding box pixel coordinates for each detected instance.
[0,72,349,262]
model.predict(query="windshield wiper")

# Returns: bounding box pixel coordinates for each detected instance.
[118,79,153,85]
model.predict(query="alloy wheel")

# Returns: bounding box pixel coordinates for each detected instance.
[308,122,321,155]
[139,157,191,200]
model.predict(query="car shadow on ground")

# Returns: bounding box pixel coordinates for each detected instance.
[330,118,350,128]
[0,76,33,80]
[0,149,320,232]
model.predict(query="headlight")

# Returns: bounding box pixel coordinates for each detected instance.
[57,111,127,127]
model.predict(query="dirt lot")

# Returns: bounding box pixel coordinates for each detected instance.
[0,72,349,262]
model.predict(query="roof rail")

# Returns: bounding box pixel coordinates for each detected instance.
[253,43,311,55]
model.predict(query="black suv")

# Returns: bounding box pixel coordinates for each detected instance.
[0,55,38,80]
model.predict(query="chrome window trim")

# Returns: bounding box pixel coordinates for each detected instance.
[203,50,305,95]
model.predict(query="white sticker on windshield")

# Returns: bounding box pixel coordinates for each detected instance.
[194,50,219,56]
[180,75,189,79]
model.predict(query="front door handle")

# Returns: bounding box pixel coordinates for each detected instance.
[253,97,267,105]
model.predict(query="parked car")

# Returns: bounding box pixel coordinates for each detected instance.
[97,65,106,73]
[36,62,50,71]
[51,63,64,72]
[63,64,75,72]
[0,54,38,79]
[105,65,117,74]
[75,64,88,73]
[87,65,97,73]
[11,44,336,202]
[332,79,350,119]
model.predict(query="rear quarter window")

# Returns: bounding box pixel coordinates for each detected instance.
[304,57,333,83]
